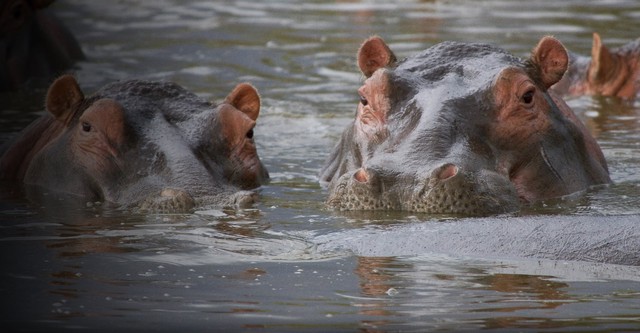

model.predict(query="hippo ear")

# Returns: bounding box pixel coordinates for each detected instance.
[588,32,616,84]
[358,36,397,78]
[224,83,260,121]
[46,75,84,124]
[530,36,569,89]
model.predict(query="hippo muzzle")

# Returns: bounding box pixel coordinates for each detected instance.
[327,162,520,216]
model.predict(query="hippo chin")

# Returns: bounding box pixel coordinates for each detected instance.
[0,75,269,212]
[320,36,611,216]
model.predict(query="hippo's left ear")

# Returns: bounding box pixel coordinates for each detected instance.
[530,36,569,89]
[224,83,260,121]
[46,75,85,124]
[358,36,397,78]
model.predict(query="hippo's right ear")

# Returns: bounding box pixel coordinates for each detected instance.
[358,36,397,78]
[530,36,569,89]
[46,75,85,124]
[588,32,617,84]
[224,83,261,121]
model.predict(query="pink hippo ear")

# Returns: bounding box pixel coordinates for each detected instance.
[358,36,397,78]
[224,83,261,121]
[588,32,617,84]
[530,36,569,89]
[46,74,85,124]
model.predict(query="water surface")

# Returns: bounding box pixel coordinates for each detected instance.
[1,0,640,331]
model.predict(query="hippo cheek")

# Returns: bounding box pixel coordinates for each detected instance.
[211,104,268,189]
[407,164,520,216]
[227,145,269,189]
[23,144,106,202]
[72,99,128,176]
[234,161,268,189]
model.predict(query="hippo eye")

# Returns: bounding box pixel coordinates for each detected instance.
[246,129,254,139]
[359,95,368,106]
[81,122,92,132]
[522,89,535,105]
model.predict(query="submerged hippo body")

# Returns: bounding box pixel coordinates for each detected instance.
[552,33,640,99]
[320,36,610,216]
[0,75,269,211]
[0,0,85,91]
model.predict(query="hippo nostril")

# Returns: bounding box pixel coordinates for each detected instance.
[354,168,369,183]
[437,163,459,180]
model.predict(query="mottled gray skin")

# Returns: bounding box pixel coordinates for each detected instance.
[1,77,269,212]
[321,38,610,216]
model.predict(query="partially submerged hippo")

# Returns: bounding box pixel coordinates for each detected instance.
[0,75,269,211]
[552,33,640,99]
[320,36,611,216]
[0,0,85,90]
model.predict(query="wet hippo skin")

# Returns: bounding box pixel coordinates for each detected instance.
[320,36,611,216]
[0,75,269,211]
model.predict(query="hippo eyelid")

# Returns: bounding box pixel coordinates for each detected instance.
[521,87,536,105]
[81,122,92,132]
[359,95,369,106]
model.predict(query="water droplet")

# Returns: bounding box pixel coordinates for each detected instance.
[386,288,399,296]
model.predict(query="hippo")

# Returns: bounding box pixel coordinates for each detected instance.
[551,33,640,99]
[0,0,85,91]
[320,36,611,216]
[0,75,269,211]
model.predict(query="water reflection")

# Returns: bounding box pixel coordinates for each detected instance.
[474,274,568,311]
[575,95,640,138]
[350,255,640,331]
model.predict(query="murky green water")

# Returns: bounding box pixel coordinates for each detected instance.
[1,0,640,331]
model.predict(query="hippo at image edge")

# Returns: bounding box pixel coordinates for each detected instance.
[320,36,611,216]
[0,0,85,91]
[0,75,269,211]
[551,32,640,99]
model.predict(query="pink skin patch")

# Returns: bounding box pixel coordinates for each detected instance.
[437,164,459,180]
[354,168,369,183]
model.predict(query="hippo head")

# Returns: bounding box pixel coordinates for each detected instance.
[320,36,611,216]
[553,33,640,99]
[16,75,268,211]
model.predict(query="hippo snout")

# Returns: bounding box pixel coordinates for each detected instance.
[410,164,520,216]
[326,164,520,216]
